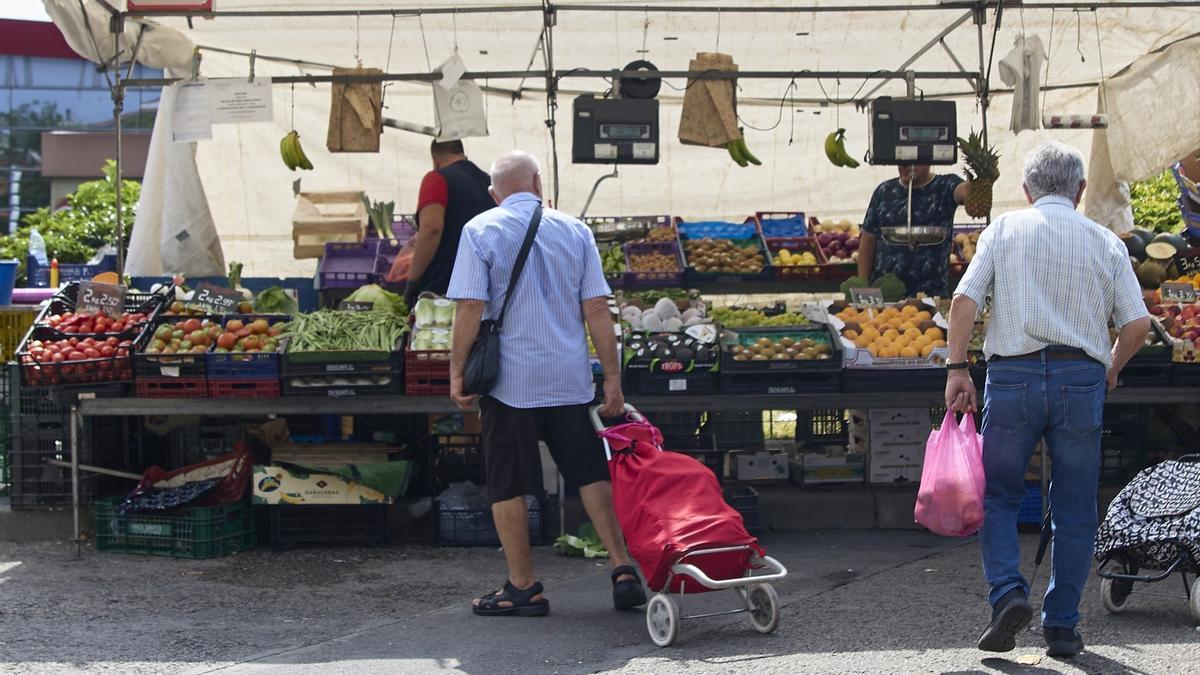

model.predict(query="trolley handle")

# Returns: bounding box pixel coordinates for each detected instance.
[588,403,647,433]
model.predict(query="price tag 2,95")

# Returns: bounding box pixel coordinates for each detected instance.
[850,287,885,307]
[190,282,242,314]
[338,300,374,312]
[1161,282,1198,304]
[77,282,127,318]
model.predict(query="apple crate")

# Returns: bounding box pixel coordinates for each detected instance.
[764,237,827,281]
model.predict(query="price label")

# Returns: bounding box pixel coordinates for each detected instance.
[850,287,885,307]
[1177,250,1200,278]
[338,300,375,312]
[189,282,242,314]
[77,282,127,318]
[1161,282,1198,304]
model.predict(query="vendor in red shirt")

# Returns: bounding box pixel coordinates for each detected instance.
[405,140,494,306]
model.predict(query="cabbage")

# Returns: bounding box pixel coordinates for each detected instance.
[254,286,299,314]
[346,284,408,316]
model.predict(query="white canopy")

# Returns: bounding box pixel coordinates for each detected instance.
[47,1,1200,277]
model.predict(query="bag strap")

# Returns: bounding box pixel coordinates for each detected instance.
[495,204,543,328]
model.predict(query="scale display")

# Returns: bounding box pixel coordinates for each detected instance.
[573,95,660,165]
[868,98,957,166]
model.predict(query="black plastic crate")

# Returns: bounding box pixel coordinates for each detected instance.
[642,411,703,437]
[724,486,761,532]
[281,372,403,397]
[1173,364,1200,387]
[842,367,944,392]
[267,504,388,551]
[630,369,718,395]
[429,434,484,490]
[1117,357,1172,387]
[436,498,544,546]
[720,368,842,395]
[662,433,725,481]
[799,409,848,445]
[702,410,765,450]
[19,384,68,417]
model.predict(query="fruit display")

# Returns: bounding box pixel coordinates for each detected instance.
[724,331,835,363]
[620,296,707,332]
[958,129,1000,218]
[212,318,288,355]
[644,226,677,243]
[829,301,947,361]
[19,334,138,385]
[624,327,719,370]
[600,244,626,276]
[627,250,681,274]
[824,128,860,169]
[772,248,820,267]
[143,318,223,356]
[682,238,766,275]
[815,230,860,264]
[1149,296,1200,363]
[42,309,152,336]
[709,306,810,328]
[279,130,314,171]
[951,230,982,265]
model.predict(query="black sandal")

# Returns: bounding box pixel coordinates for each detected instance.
[472,580,550,617]
[611,565,647,610]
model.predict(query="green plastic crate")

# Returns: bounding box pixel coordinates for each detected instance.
[94,497,256,559]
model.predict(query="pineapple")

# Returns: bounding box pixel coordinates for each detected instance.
[957,129,1000,219]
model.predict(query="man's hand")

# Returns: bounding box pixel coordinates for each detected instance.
[450,375,478,410]
[598,378,625,418]
[1106,368,1121,392]
[945,370,977,413]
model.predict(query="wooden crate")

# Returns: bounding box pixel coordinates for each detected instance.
[292,191,367,259]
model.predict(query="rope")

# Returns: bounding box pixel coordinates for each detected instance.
[1093,11,1109,112]
[382,13,398,107]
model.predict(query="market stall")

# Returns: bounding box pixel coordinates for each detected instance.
[3,1,1199,558]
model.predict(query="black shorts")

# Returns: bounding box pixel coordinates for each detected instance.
[479,396,611,504]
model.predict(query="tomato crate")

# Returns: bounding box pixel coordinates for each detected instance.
[136,377,208,398]
[764,237,827,281]
[134,351,207,378]
[94,497,256,559]
[405,349,450,395]
[17,326,143,388]
[53,281,170,316]
[34,297,160,342]
[281,372,402,397]
[207,378,281,398]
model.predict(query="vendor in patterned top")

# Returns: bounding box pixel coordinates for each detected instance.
[857,165,972,297]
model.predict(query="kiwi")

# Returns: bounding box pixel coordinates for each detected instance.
[752,354,769,361]
[779,337,796,348]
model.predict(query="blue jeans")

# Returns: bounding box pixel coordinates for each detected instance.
[979,354,1106,629]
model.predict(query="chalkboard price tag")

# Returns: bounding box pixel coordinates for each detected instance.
[1161,282,1197,304]
[77,282,127,318]
[190,282,242,314]
[1176,250,1200,278]
[338,300,375,312]
[850,287,885,307]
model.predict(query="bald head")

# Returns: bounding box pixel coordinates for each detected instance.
[489,151,543,204]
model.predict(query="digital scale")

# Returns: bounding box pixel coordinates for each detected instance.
[572,95,660,165]
[867,98,957,166]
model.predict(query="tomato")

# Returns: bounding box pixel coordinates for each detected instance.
[109,322,125,333]
[83,348,100,359]
[236,328,251,338]
[188,330,208,346]
[63,326,78,335]
[104,337,118,347]
[216,333,237,349]
[68,338,79,347]
[226,319,245,332]
[251,319,269,335]
[66,350,85,361]
[243,337,260,351]
[100,344,116,358]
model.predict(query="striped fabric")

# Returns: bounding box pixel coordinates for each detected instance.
[447,192,610,408]
[956,195,1148,368]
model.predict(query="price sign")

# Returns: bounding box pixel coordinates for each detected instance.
[850,287,885,307]
[338,300,375,312]
[189,282,242,314]
[1161,282,1198,304]
[77,282,127,318]
[1177,250,1200,278]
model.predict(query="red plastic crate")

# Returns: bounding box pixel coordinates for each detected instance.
[207,378,280,398]
[405,349,450,395]
[136,377,208,398]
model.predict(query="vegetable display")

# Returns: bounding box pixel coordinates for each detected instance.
[44,309,150,336]
[287,311,408,353]
[344,284,408,316]
[213,318,288,354]
[709,306,810,328]
[144,318,222,355]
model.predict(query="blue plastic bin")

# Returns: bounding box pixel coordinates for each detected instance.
[0,260,18,304]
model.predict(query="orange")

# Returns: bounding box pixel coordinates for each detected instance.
[843,329,859,340]
[901,305,919,317]
[933,339,947,348]
[903,328,923,341]
[899,346,919,358]
[920,343,935,358]
[882,328,900,341]
[879,346,899,359]
[881,307,900,319]
[915,310,933,322]
[924,327,944,340]
[854,336,872,349]
[866,343,880,358]
[899,321,916,332]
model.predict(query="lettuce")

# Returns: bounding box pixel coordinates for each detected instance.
[254,286,299,314]
[346,284,408,316]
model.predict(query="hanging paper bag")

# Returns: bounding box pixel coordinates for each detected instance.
[433,80,489,141]
[327,66,383,153]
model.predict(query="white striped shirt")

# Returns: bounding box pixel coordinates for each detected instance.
[447,193,610,408]
[956,195,1148,368]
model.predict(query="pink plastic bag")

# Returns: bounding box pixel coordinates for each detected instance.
[914,411,986,537]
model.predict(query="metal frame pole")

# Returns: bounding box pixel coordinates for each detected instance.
[70,406,80,556]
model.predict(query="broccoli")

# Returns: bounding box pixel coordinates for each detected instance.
[876,273,908,302]
[839,275,869,302]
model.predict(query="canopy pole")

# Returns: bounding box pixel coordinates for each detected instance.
[543,2,560,207]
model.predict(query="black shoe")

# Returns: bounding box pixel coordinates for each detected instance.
[611,565,647,610]
[1044,626,1084,658]
[978,588,1033,652]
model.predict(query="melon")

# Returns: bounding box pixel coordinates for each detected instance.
[1129,228,1155,246]
[1135,259,1169,289]
[1151,232,1189,255]
[1122,234,1147,262]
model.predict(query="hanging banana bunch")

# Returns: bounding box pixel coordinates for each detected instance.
[726,130,762,168]
[279,130,314,171]
[824,128,860,169]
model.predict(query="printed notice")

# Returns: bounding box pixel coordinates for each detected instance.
[171,80,212,143]
[208,77,274,124]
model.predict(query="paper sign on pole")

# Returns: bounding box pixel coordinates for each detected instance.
[208,78,274,124]
[171,80,212,143]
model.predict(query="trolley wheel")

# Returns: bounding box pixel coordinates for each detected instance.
[1100,577,1134,614]
[646,593,680,647]
[1190,577,1200,622]
[747,583,781,634]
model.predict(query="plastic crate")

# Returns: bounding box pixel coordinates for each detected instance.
[0,307,38,362]
[800,409,848,445]
[842,367,945,393]
[134,351,208,379]
[436,498,544,546]
[281,372,401,397]
[405,349,450,395]
[720,369,842,395]
[207,378,281,398]
[721,325,843,373]
[318,241,381,289]
[756,211,807,238]
[282,340,404,376]
[1173,363,1200,387]
[623,240,685,287]
[662,433,724,481]
[642,410,703,438]
[702,410,766,450]
[724,486,761,532]
[94,497,256,559]
[430,434,484,490]
[17,326,143,388]
[136,377,208,398]
[764,237,827,281]
[27,254,118,288]
[207,351,279,380]
[52,281,170,316]
[677,225,773,283]
[267,504,388,551]
[1017,483,1043,525]
[628,369,718,395]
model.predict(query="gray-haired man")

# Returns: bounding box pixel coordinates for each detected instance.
[945,142,1150,657]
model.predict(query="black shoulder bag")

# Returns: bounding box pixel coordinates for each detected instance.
[462,205,543,395]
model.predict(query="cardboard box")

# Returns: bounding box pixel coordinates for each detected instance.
[732,451,789,481]
[868,440,925,484]
[253,465,390,505]
[869,408,933,429]
[797,452,865,485]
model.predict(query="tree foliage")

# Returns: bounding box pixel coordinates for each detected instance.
[1130,169,1186,234]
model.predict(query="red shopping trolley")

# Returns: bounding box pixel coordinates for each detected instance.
[592,404,788,647]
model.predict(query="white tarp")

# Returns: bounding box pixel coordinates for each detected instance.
[46,1,1200,277]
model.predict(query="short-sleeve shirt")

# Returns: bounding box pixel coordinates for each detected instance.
[417,171,449,211]
[956,195,1149,368]
[862,174,963,297]
[447,192,611,409]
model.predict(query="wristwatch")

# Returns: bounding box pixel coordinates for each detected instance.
[945,361,970,370]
